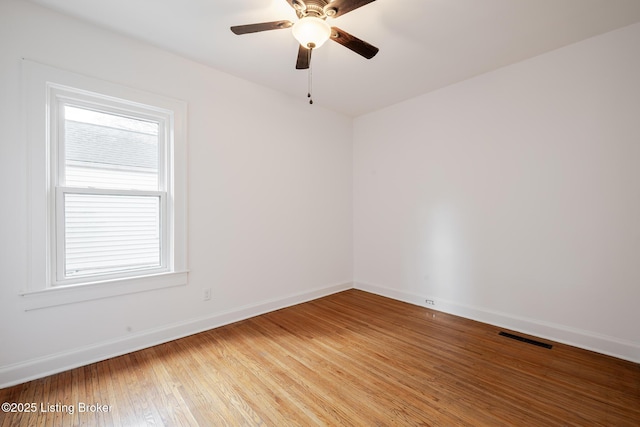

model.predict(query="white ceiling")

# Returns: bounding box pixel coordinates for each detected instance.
[27,0,640,117]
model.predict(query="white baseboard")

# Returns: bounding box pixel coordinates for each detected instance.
[0,282,352,389]
[354,281,640,364]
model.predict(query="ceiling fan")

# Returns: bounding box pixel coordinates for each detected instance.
[230,0,379,70]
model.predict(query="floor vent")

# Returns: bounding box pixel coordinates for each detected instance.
[499,331,553,349]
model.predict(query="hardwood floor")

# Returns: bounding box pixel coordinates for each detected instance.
[1,289,638,426]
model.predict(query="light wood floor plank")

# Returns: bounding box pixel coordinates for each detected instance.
[1,289,638,426]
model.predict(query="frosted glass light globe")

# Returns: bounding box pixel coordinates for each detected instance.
[292,16,331,49]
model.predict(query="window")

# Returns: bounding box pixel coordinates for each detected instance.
[23,60,187,309]
[53,95,168,284]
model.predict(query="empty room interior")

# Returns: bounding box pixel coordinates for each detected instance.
[1,0,639,425]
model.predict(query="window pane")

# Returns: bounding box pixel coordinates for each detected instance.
[64,193,161,278]
[64,105,159,190]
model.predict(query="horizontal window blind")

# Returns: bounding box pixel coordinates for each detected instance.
[63,193,161,277]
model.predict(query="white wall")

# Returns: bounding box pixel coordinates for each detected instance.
[354,23,640,362]
[0,0,353,387]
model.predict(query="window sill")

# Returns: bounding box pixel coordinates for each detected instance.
[20,271,189,311]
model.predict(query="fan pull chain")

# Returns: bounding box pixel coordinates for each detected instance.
[307,47,313,105]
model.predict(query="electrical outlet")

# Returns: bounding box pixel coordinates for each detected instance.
[203,288,211,301]
[425,299,435,306]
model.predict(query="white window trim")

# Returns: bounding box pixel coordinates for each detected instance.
[22,59,188,311]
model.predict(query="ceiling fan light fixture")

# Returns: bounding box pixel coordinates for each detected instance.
[292,16,331,49]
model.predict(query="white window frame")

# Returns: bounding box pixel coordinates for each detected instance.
[51,88,170,285]
[22,60,188,310]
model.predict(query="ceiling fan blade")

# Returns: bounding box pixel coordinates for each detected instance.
[296,44,311,69]
[230,20,293,35]
[330,27,379,59]
[325,0,376,18]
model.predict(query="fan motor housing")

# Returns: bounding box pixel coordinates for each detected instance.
[295,0,336,19]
